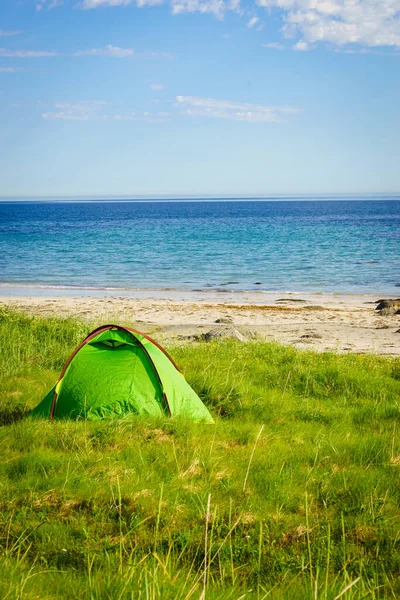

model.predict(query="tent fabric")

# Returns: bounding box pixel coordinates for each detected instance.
[32,325,213,423]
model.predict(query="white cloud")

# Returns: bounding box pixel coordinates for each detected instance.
[81,0,132,7]
[176,95,301,122]
[333,46,390,55]
[80,0,165,6]
[141,50,174,58]
[113,111,170,120]
[263,42,285,49]
[136,0,164,5]
[74,46,173,58]
[71,0,400,51]
[42,96,300,124]
[171,0,239,19]
[36,0,63,10]
[42,101,170,121]
[0,30,22,37]
[150,83,166,90]
[74,44,134,57]
[292,40,313,51]
[0,66,24,72]
[247,16,259,28]
[113,112,137,119]
[42,101,110,120]
[256,0,400,49]
[0,48,58,57]
[79,0,241,17]
[0,46,171,60]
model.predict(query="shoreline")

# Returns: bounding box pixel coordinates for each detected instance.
[1,288,399,356]
[0,283,397,303]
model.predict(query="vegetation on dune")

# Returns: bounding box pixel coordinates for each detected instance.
[0,306,399,599]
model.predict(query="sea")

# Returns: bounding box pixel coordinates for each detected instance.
[0,197,399,295]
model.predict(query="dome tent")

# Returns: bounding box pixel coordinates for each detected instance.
[32,324,213,422]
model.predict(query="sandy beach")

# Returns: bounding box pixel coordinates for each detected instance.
[2,287,399,356]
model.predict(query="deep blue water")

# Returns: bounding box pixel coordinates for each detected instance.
[0,199,399,294]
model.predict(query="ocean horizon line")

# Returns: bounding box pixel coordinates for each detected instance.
[1,193,400,203]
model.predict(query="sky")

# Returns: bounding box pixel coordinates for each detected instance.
[0,0,400,198]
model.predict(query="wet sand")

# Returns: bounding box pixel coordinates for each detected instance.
[1,288,399,356]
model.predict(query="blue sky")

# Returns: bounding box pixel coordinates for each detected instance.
[1,0,400,197]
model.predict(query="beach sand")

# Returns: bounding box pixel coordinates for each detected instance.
[2,288,400,356]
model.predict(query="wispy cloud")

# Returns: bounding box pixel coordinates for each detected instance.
[39,96,300,125]
[149,83,166,91]
[74,46,173,58]
[0,66,25,72]
[292,40,313,51]
[42,96,299,124]
[79,0,241,12]
[0,45,172,60]
[36,0,63,11]
[0,30,22,37]
[74,44,134,57]
[113,111,170,120]
[79,0,166,8]
[176,95,301,122]
[332,46,394,55]
[171,0,239,19]
[136,0,164,6]
[0,48,58,57]
[80,0,133,7]
[143,50,174,58]
[263,42,285,50]
[79,0,164,7]
[42,101,170,121]
[42,101,110,120]
[247,16,259,28]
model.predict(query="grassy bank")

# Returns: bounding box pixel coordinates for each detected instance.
[0,307,399,599]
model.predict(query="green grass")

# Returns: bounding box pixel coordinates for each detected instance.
[0,306,399,599]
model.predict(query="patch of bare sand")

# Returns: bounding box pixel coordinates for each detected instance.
[2,293,400,356]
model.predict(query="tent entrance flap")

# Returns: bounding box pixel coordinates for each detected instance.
[89,329,139,349]
[89,339,130,349]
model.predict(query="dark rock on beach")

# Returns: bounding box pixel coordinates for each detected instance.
[215,317,233,324]
[300,332,323,339]
[193,326,248,342]
[375,299,400,316]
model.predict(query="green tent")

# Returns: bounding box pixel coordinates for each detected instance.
[32,324,213,422]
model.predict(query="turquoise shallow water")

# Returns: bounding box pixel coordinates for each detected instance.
[0,198,399,294]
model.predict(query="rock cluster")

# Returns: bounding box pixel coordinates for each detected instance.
[194,327,247,343]
[375,299,400,316]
